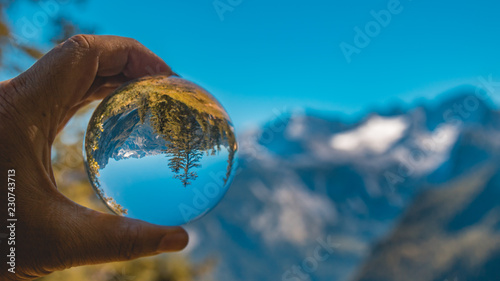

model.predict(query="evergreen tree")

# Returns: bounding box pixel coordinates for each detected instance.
[140,86,237,188]
[149,95,205,187]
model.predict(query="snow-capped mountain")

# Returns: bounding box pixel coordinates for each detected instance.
[187,86,500,281]
[93,109,169,168]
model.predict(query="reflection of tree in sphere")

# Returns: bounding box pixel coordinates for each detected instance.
[83,75,238,226]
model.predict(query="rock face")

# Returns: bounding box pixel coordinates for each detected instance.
[94,108,170,168]
[352,168,500,281]
[187,87,500,281]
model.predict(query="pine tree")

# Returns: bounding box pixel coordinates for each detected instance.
[149,95,204,187]
[145,89,237,188]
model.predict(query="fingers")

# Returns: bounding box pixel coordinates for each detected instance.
[56,203,188,269]
[55,74,131,134]
[9,35,175,140]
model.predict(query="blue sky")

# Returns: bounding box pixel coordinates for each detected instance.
[4,0,500,130]
[99,149,231,226]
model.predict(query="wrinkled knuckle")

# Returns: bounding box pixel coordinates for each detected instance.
[63,34,94,51]
[120,224,143,260]
[0,79,31,124]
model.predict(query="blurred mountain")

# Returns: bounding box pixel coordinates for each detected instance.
[352,167,500,281]
[187,87,500,281]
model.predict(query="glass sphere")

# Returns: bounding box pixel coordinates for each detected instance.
[83,75,238,226]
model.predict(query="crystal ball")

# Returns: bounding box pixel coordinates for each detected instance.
[83,75,238,226]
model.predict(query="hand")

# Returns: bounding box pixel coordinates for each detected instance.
[0,35,189,280]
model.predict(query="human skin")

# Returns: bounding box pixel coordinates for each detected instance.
[0,35,189,280]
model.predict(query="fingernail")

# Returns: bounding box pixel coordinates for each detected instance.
[158,229,188,252]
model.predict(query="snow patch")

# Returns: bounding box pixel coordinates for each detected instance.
[250,180,337,245]
[393,124,459,175]
[330,116,408,154]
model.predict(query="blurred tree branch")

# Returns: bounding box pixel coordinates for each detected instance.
[0,0,93,73]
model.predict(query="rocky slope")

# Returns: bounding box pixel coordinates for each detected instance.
[185,86,500,281]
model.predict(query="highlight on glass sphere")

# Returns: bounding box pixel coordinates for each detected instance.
[83,75,238,226]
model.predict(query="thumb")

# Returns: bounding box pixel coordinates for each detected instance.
[56,203,189,269]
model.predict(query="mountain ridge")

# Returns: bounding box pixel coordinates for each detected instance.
[186,87,500,281]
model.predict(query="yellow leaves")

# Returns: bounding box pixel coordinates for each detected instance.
[104,197,128,215]
[88,157,100,177]
[0,19,9,37]
[39,255,216,281]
